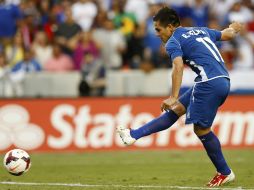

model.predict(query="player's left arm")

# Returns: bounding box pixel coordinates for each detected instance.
[221,22,243,41]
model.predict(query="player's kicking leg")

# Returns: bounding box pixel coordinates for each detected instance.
[116,109,179,146]
[116,125,136,145]
[117,101,186,146]
[117,89,191,146]
[116,110,179,145]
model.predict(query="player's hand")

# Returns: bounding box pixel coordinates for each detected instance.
[229,22,243,33]
[160,96,177,112]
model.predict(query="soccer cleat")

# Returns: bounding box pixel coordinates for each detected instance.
[207,170,235,187]
[116,126,136,146]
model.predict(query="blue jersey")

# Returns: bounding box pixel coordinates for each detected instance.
[0,4,22,37]
[165,27,229,82]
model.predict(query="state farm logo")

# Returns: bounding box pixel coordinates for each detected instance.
[0,104,45,150]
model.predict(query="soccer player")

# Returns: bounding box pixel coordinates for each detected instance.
[117,7,243,187]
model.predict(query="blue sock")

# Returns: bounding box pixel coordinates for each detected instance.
[198,131,231,175]
[130,110,179,140]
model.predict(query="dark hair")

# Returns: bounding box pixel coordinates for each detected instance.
[153,7,180,27]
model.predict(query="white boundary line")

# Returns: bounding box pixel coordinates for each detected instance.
[0,181,253,190]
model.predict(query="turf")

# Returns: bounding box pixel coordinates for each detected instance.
[0,149,253,190]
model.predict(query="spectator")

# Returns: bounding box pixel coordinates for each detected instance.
[79,53,105,96]
[110,0,137,38]
[71,0,98,31]
[0,0,22,38]
[123,23,145,69]
[32,31,53,68]
[189,0,209,27]
[11,50,41,73]
[243,0,254,32]
[124,0,149,24]
[19,15,36,49]
[49,0,71,24]
[226,1,254,70]
[209,0,235,26]
[143,3,162,66]
[72,30,100,70]
[18,0,40,48]
[0,50,25,97]
[55,7,82,55]
[232,25,254,70]
[9,50,41,97]
[0,52,12,97]
[43,12,58,43]
[5,32,24,68]
[37,0,52,27]
[55,8,82,40]
[226,0,253,24]
[96,0,112,11]
[44,43,74,72]
[91,8,107,29]
[93,18,126,70]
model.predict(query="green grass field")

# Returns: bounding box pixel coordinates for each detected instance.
[0,149,253,190]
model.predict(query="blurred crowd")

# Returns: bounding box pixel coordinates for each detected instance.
[0,0,254,96]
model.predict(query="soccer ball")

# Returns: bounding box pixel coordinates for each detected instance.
[3,149,31,176]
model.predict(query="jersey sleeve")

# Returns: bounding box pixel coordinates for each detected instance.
[165,37,183,62]
[203,27,222,42]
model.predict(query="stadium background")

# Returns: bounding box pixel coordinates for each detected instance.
[0,0,254,189]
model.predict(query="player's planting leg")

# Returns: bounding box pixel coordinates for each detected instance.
[207,169,235,187]
[194,125,235,186]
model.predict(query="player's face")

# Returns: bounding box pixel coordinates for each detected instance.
[153,21,174,43]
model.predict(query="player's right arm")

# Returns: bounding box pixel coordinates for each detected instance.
[221,22,243,41]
